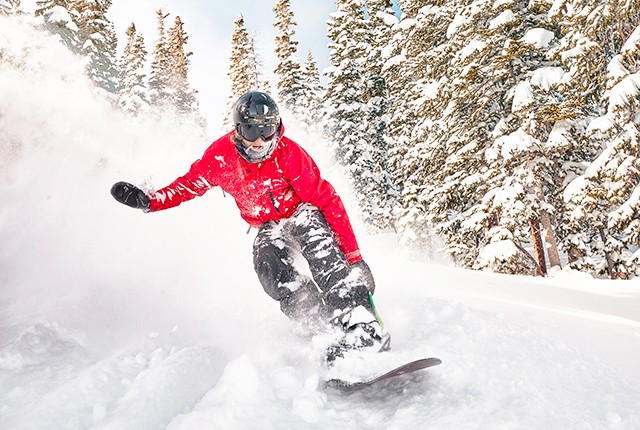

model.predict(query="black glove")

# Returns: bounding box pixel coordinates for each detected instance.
[110,181,150,211]
[351,259,376,294]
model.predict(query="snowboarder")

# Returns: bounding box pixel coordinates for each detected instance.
[110,91,389,361]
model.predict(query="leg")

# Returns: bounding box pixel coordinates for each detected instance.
[290,207,374,321]
[289,207,390,361]
[253,221,324,321]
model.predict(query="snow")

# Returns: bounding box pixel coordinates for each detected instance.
[375,10,398,28]
[477,239,519,262]
[420,80,440,100]
[549,0,575,20]
[458,38,487,62]
[398,17,415,31]
[47,5,78,31]
[530,66,565,90]
[608,73,640,110]
[586,115,615,137]
[446,13,467,39]
[611,186,640,227]
[2,14,640,430]
[621,24,640,54]
[547,120,572,149]
[492,127,541,161]
[561,36,598,61]
[492,0,514,8]
[489,10,515,30]
[521,28,555,49]
[608,55,630,82]
[381,52,407,72]
[512,81,535,110]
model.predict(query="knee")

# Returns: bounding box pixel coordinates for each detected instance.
[253,244,295,301]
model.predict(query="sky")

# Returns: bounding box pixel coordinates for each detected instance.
[17,0,331,130]
[21,0,399,134]
[2,12,640,429]
[21,0,397,133]
[108,0,339,130]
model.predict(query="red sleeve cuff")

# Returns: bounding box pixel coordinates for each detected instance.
[345,250,362,264]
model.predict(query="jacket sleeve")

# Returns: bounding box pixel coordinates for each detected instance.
[283,140,363,264]
[148,146,217,212]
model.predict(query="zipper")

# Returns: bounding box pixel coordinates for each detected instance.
[268,191,281,213]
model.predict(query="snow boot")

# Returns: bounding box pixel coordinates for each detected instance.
[326,303,391,363]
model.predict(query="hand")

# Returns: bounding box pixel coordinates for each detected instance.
[110,181,150,211]
[351,259,376,294]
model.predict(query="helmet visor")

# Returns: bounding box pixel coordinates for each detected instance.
[237,122,278,142]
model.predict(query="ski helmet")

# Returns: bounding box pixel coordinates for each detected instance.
[233,91,281,163]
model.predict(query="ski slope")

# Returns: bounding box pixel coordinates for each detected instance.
[1,15,640,430]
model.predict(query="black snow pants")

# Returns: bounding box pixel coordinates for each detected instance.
[253,204,373,327]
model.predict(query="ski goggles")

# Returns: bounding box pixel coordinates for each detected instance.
[236,121,279,142]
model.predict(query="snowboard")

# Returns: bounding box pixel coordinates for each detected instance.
[324,357,442,393]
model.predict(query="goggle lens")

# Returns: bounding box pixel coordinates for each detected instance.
[238,123,278,142]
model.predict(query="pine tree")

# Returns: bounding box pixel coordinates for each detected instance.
[117,23,148,117]
[226,14,266,126]
[167,15,198,116]
[326,0,383,227]
[472,0,569,275]
[397,0,566,274]
[361,0,397,229]
[379,0,414,199]
[564,8,640,279]
[543,0,640,278]
[0,0,20,15]
[388,0,463,252]
[417,0,504,268]
[247,36,268,92]
[34,0,79,52]
[299,50,323,128]
[149,9,172,108]
[74,0,118,93]
[272,0,305,116]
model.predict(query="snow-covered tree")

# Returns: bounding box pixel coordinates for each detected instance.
[247,36,268,93]
[34,0,79,52]
[0,0,20,15]
[564,18,640,279]
[396,0,566,274]
[228,15,261,98]
[74,0,118,93]
[360,0,397,229]
[376,2,411,197]
[148,9,172,107]
[299,50,323,128]
[326,0,386,228]
[415,0,511,269]
[272,0,305,116]
[117,22,148,117]
[166,15,198,116]
[473,0,569,275]
[226,14,266,127]
[388,0,463,252]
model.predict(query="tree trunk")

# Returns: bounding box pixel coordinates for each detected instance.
[540,210,562,269]
[568,246,582,264]
[530,217,548,276]
[534,178,562,269]
[598,226,615,279]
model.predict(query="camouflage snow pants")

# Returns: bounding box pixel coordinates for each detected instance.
[253,204,373,327]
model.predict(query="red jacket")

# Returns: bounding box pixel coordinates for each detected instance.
[149,127,363,263]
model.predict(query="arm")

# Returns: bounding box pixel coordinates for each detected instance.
[283,140,362,264]
[148,157,214,212]
[111,141,220,212]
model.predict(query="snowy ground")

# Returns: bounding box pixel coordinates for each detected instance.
[2,15,640,430]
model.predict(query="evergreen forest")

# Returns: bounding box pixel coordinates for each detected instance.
[3,0,640,280]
